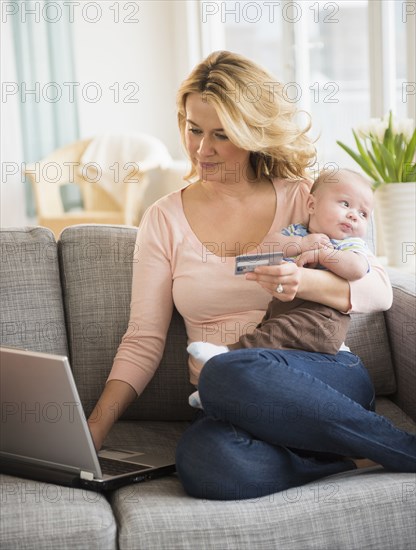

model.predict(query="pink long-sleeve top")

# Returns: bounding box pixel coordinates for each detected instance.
[108,178,393,395]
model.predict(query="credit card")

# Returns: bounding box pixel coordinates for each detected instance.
[235,251,284,275]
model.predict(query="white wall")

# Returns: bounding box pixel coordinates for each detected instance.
[1,0,198,227]
[72,0,193,159]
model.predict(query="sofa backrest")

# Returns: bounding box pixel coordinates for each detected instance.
[0,227,68,356]
[346,312,396,394]
[58,225,195,421]
[0,226,396,424]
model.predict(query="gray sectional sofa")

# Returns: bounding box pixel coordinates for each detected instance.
[1,225,415,550]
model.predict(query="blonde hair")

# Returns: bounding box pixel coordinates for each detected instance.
[176,51,316,182]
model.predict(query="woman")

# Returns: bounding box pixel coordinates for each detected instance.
[88,51,415,500]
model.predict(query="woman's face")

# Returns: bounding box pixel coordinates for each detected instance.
[184,93,253,184]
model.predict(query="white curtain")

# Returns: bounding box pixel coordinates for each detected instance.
[9,0,80,215]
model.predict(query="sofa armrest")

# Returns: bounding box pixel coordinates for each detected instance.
[384,268,416,422]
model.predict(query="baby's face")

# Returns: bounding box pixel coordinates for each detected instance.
[308,175,374,240]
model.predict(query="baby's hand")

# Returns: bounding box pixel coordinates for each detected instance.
[296,249,320,268]
[300,233,332,253]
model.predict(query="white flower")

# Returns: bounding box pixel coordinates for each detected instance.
[396,118,415,141]
[368,117,388,142]
[355,113,415,144]
[355,122,371,139]
[355,117,388,141]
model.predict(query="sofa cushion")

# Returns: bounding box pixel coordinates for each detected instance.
[107,402,415,549]
[0,227,68,356]
[0,474,117,550]
[346,312,396,395]
[375,397,416,434]
[103,419,190,460]
[384,268,416,420]
[110,469,415,550]
[58,225,195,421]
[110,396,416,550]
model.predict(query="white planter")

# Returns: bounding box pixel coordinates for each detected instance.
[375,182,416,271]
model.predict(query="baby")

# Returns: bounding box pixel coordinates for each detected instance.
[187,169,374,409]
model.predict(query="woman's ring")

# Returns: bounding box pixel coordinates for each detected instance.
[276,283,284,294]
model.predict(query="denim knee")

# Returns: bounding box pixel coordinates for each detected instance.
[175,416,236,499]
[198,349,265,403]
[175,415,291,500]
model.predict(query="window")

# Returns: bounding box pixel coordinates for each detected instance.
[198,0,415,168]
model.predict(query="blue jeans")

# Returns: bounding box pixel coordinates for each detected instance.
[175,349,416,500]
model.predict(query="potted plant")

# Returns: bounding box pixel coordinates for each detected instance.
[337,111,416,270]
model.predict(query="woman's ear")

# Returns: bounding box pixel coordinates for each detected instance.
[306,193,316,214]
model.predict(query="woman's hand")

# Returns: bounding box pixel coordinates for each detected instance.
[87,379,137,452]
[245,261,301,301]
[88,418,105,452]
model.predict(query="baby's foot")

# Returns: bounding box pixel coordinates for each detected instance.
[187,342,229,365]
[188,390,203,409]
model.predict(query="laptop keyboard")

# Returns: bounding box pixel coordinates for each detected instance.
[98,457,149,476]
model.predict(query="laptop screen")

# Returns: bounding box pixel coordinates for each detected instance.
[0,347,102,479]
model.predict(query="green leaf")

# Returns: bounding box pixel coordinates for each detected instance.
[336,112,415,183]
[394,133,403,155]
[383,125,394,154]
[403,162,416,182]
[395,134,406,180]
[367,148,389,181]
[404,129,416,165]
[352,130,374,167]
[377,141,399,181]
[369,138,388,178]
[336,140,380,180]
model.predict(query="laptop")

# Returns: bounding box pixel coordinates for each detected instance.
[0,347,176,491]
